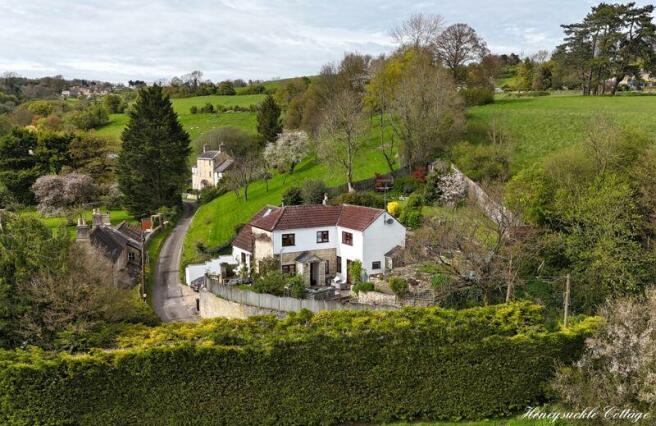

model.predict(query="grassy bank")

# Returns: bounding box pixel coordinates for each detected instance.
[182,120,396,267]
[144,224,173,306]
[19,207,135,237]
[465,94,656,175]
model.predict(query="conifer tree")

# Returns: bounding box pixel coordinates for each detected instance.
[118,85,190,217]
[256,95,282,144]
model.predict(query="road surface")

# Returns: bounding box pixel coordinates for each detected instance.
[152,202,200,322]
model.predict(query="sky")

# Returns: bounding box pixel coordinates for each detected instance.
[0,0,652,83]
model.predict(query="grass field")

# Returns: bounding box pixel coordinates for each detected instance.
[95,94,264,149]
[467,94,656,174]
[182,120,396,267]
[20,207,136,237]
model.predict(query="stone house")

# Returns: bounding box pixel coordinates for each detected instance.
[191,144,234,190]
[232,204,406,287]
[76,210,143,287]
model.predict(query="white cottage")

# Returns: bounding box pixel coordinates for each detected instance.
[232,204,406,286]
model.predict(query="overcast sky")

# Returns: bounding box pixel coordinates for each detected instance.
[0,0,652,83]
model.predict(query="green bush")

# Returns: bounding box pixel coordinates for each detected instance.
[399,208,423,229]
[199,185,226,204]
[287,275,306,299]
[405,192,424,209]
[252,270,286,296]
[393,176,421,195]
[331,191,385,208]
[0,304,600,425]
[461,87,495,106]
[348,259,363,284]
[282,186,303,206]
[388,276,409,298]
[301,179,327,204]
[352,281,375,294]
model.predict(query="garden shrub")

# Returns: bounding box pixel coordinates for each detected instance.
[400,208,423,229]
[388,276,409,298]
[332,191,385,208]
[405,192,424,209]
[461,87,495,106]
[199,185,226,205]
[0,304,601,425]
[348,260,363,284]
[352,281,375,294]
[301,179,327,204]
[387,201,401,217]
[394,176,419,195]
[252,270,286,296]
[287,274,306,299]
[282,186,303,206]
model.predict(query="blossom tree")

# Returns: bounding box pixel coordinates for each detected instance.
[263,130,309,174]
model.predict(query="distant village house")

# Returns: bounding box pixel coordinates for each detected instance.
[191,144,234,191]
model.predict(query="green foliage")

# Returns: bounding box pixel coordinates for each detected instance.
[461,87,495,106]
[406,192,424,209]
[352,281,374,294]
[300,179,326,204]
[252,270,286,296]
[423,170,443,203]
[256,257,280,277]
[331,191,385,208]
[198,186,226,205]
[394,176,420,195]
[348,259,363,284]
[281,186,303,206]
[287,274,306,299]
[388,276,409,298]
[0,304,600,425]
[218,81,236,96]
[256,95,282,144]
[103,94,126,114]
[399,208,423,229]
[69,103,110,130]
[0,128,40,205]
[118,85,191,217]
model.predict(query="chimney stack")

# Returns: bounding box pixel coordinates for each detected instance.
[203,144,209,153]
[218,143,224,153]
[76,217,89,241]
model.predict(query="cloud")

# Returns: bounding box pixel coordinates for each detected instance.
[0,0,653,82]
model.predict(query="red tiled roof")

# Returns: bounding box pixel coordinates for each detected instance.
[232,207,277,252]
[336,205,384,231]
[233,204,387,251]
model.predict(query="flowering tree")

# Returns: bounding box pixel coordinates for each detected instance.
[552,291,656,415]
[263,130,309,174]
[32,173,97,215]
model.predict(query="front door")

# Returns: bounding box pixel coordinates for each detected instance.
[310,262,317,286]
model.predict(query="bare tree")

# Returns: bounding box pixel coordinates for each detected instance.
[434,23,489,81]
[389,53,463,167]
[222,135,263,201]
[318,90,366,192]
[391,13,444,50]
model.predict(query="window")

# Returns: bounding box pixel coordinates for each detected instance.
[342,231,353,246]
[316,230,329,243]
[241,252,247,264]
[325,260,329,274]
[372,261,381,270]
[336,256,342,273]
[282,264,296,275]
[128,252,136,262]
[281,233,295,247]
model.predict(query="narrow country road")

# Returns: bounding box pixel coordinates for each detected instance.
[153,201,200,322]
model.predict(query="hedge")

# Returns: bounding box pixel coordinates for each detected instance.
[0,303,600,425]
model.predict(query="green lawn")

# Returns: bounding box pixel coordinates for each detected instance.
[182,120,396,267]
[466,94,656,174]
[20,207,136,237]
[95,94,263,151]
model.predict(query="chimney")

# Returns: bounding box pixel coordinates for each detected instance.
[203,144,209,153]
[218,143,224,153]
[76,217,90,241]
[322,193,328,206]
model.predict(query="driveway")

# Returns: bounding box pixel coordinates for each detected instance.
[152,202,200,322]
